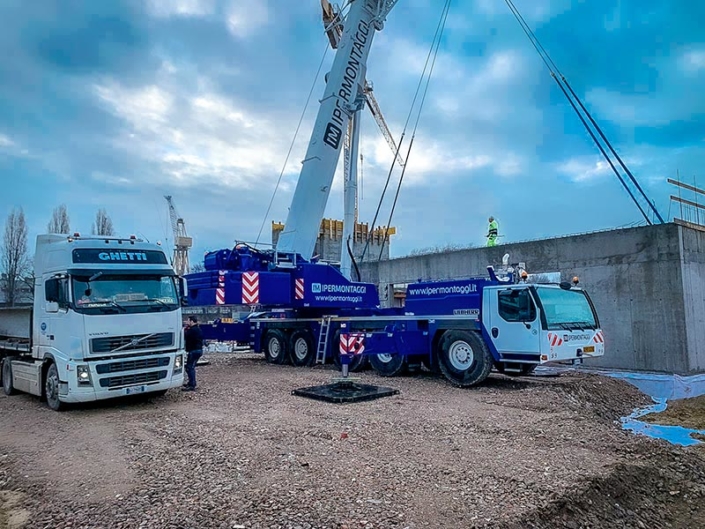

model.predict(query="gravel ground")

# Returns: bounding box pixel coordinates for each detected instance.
[1,353,704,529]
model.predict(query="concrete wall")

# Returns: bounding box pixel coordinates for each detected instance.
[680,226,705,373]
[360,223,704,375]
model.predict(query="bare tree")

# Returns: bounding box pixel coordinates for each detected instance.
[1,207,30,306]
[190,262,205,273]
[47,204,70,234]
[92,208,114,236]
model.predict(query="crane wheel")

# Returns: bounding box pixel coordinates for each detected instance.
[369,353,408,377]
[289,330,315,367]
[263,330,289,365]
[437,330,493,388]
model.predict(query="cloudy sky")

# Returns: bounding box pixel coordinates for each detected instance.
[1,0,704,263]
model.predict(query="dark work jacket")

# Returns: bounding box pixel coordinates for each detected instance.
[184,324,204,352]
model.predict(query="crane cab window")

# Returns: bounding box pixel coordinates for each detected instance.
[498,289,536,323]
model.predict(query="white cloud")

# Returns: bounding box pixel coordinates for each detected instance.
[0,134,14,147]
[94,82,173,131]
[555,156,612,182]
[680,49,705,74]
[226,0,269,38]
[92,78,303,190]
[146,0,215,18]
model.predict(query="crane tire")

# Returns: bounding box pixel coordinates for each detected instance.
[437,330,493,388]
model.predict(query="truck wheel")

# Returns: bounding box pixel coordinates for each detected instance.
[44,363,65,411]
[263,330,289,365]
[2,359,17,396]
[332,330,368,372]
[369,353,408,377]
[437,330,493,388]
[289,330,315,367]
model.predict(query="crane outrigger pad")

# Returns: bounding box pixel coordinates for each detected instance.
[291,380,399,404]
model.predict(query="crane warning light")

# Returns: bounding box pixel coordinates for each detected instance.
[572,276,579,285]
[73,232,80,238]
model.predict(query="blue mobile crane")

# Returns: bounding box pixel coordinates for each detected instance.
[184,0,605,387]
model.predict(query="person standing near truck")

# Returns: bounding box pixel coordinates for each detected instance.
[486,216,499,247]
[183,316,204,391]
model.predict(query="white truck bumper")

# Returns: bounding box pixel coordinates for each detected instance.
[59,351,185,403]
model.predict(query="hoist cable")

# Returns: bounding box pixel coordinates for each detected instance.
[359,0,451,263]
[504,0,658,224]
[377,0,452,261]
[507,0,662,223]
[255,41,331,247]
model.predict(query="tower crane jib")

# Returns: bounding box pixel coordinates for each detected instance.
[164,195,193,276]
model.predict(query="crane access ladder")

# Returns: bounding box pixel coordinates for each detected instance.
[315,316,333,365]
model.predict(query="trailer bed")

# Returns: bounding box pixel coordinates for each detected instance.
[0,337,31,354]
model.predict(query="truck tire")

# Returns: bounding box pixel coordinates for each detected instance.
[289,329,315,367]
[2,358,17,396]
[437,330,493,388]
[369,353,408,377]
[263,330,289,365]
[44,363,65,411]
[332,330,368,372]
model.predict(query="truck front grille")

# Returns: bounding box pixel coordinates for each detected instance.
[91,332,174,354]
[96,357,171,374]
[99,370,168,388]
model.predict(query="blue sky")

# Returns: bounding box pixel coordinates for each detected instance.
[1,0,704,263]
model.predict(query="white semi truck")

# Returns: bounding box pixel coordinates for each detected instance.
[0,233,187,411]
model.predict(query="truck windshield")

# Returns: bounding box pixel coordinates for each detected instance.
[534,286,598,331]
[71,273,179,314]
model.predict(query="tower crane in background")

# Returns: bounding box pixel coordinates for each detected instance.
[322,0,404,279]
[164,195,193,276]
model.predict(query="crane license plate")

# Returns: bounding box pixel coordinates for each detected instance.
[583,346,595,353]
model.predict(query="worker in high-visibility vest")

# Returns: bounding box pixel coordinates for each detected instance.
[486,216,498,247]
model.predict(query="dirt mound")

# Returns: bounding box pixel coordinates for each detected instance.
[548,372,652,423]
[497,447,705,529]
[643,395,705,430]
[483,371,652,425]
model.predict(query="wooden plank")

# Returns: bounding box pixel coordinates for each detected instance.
[668,178,705,196]
[670,195,705,211]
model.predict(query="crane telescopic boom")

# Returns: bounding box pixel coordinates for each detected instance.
[275,0,398,261]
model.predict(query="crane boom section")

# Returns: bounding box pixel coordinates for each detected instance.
[276,0,394,259]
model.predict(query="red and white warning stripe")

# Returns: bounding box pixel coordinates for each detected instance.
[593,331,604,344]
[547,332,563,347]
[216,270,225,305]
[339,333,365,355]
[242,271,260,304]
[295,278,304,300]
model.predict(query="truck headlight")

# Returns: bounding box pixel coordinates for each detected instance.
[173,354,183,374]
[77,365,92,386]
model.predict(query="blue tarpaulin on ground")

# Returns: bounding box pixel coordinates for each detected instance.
[595,369,705,446]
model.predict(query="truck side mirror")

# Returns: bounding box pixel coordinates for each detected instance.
[179,277,188,306]
[45,278,60,302]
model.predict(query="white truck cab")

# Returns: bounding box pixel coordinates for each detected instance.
[1,233,186,410]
